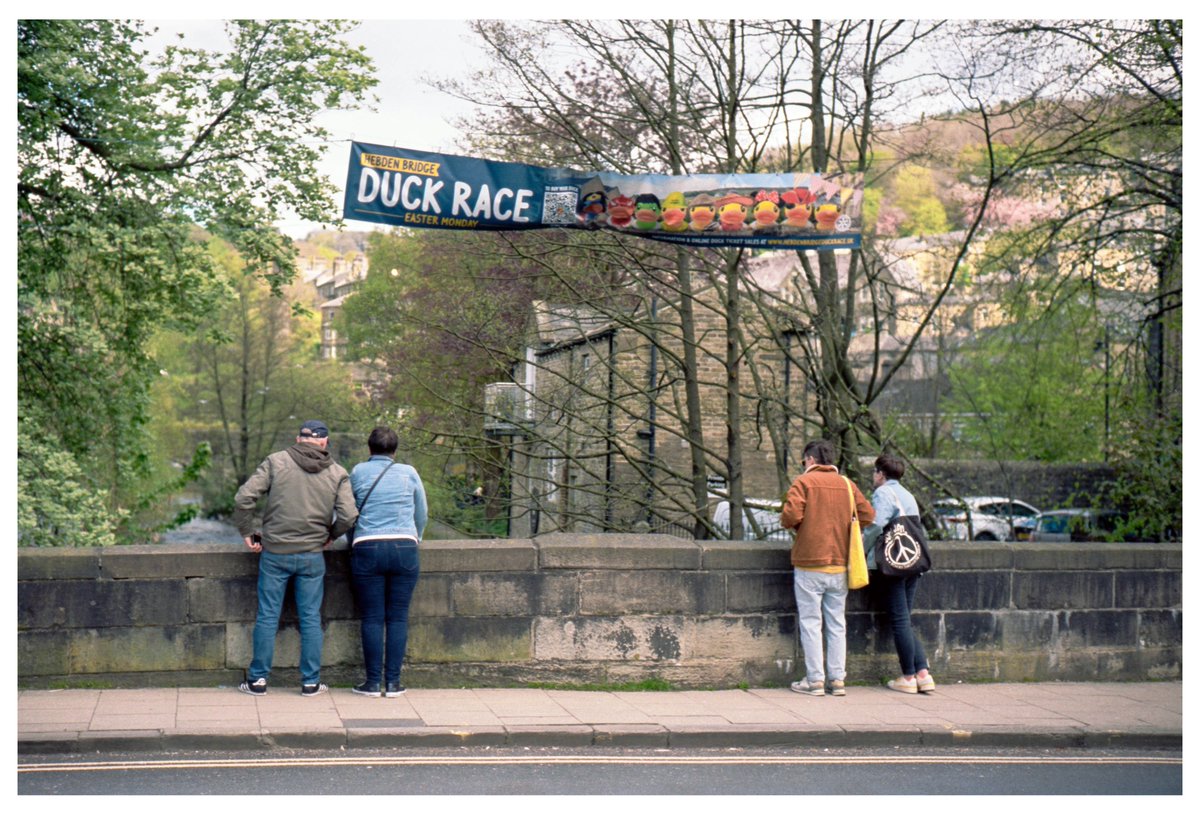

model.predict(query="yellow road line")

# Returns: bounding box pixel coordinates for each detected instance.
[18,755,1182,773]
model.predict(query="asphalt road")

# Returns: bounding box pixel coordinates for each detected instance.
[18,746,1183,795]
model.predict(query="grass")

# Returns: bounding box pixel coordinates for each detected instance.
[524,678,675,692]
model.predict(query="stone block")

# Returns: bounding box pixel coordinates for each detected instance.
[688,616,796,660]
[1115,571,1182,609]
[1059,610,1139,648]
[101,543,254,579]
[997,611,1056,650]
[321,574,357,620]
[917,571,1011,611]
[449,573,535,617]
[725,572,793,613]
[579,571,724,615]
[536,533,701,569]
[17,630,73,677]
[533,616,689,662]
[1013,542,1180,571]
[407,617,532,662]
[319,619,362,667]
[450,572,577,617]
[943,612,996,650]
[929,542,1014,570]
[698,540,791,570]
[1137,609,1183,647]
[1013,572,1114,610]
[420,539,537,572]
[410,574,452,617]
[70,625,226,673]
[187,577,259,623]
[18,579,188,629]
[845,611,888,655]
[18,548,101,580]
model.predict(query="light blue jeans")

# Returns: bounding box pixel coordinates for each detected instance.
[249,550,326,686]
[792,568,848,685]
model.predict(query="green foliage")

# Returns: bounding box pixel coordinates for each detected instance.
[150,238,362,518]
[18,20,375,544]
[945,295,1108,462]
[1104,408,1182,542]
[422,476,507,538]
[17,416,120,547]
[887,165,951,237]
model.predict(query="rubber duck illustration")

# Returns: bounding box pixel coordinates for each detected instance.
[715,193,753,231]
[633,193,662,231]
[813,194,841,231]
[576,187,607,225]
[661,191,689,232]
[780,188,815,228]
[688,193,717,231]
[751,190,781,230]
[607,193,636,228]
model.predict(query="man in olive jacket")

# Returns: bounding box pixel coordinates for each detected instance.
[233,420,357,696]
[780,439,874,697]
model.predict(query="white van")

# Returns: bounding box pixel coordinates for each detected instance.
[710,498,791,542]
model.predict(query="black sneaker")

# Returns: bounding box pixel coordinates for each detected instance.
[239,677,267,696]
[385,682,406,697]
[300,682,328,697]
[352,681,382,698]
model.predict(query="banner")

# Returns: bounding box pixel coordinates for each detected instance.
[343,142,864,251]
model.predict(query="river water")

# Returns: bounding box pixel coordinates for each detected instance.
[159,516,241,545]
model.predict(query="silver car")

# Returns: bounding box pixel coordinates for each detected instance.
[934,496,1041,541]
[1029,509,1129,542]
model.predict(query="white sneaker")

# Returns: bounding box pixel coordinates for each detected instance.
[790,678,825,696]
[887,676,919,694]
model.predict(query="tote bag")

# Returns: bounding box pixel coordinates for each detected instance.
[844,477,869,590]
[876,514,932,578]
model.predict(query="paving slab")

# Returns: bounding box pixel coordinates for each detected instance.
[15,682,1182,754]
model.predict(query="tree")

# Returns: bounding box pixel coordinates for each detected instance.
[350,19,1180,541]
[18,20,375,544]
[152,237,363,517]
[928,19,1181,535]
[421,20,949,538]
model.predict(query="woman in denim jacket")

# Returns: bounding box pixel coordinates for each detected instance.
[348,426,427,697]
[862,454,936,695]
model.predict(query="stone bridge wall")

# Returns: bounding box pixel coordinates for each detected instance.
[17,534,1182,689]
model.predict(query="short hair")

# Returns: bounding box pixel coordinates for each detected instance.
[875,454,905,481]
[367,426,399,456]
[802,439,836,466]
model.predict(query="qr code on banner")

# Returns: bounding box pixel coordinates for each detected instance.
[542,190,578,224]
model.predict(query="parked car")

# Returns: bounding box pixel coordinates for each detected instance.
[933,496,1041,541]
[711,498,791,542]
[1029,509,1131,542]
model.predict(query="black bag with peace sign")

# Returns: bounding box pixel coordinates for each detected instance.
[876,515,932,577]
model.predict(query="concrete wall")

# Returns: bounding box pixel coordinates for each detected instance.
[17,535,1181,689]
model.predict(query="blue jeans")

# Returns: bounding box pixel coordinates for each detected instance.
[351,539,420,685]
[249,550,326,686]
[883,573,929,676]
[792,569,848,684]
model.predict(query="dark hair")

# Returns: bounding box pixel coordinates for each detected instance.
[875,454,905,481]
[802,439,836,466]
[367,426,398,456]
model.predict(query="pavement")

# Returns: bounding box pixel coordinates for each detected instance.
[18,681,1182,754]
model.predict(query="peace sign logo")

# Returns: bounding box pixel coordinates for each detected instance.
[883,525,922,570]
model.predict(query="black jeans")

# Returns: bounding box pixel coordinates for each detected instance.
[351,539,420,685]
[883,573,929,676]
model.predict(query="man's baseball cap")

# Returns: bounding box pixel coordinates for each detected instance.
[298,420,329,439]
